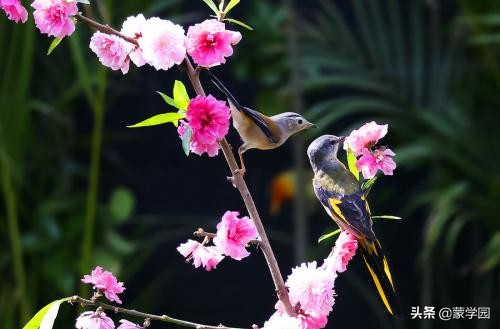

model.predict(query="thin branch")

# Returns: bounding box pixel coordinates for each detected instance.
[185,58,293,315]
[74,13,294,317]
[75,14,138,46]
[71,296,245,329]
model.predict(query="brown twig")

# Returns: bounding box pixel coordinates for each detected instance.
[75,14,138,46]
[71,296,244,329]
[74,14,294,317]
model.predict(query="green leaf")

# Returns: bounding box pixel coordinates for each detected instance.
[47,38,63,55]
[127,113,186,128]
[23,298,69,329]
[157,91,177,109]
[202,0,220,15]
[224,18,254,30]
[318,229,341,243]
[224,0,240,14]
[76,0,90,4]
[372,215,402,220]
[173,80,190,111]
[182,126,192,156]
[477,232,500,273]
[109,187,135,223]
[346,148,359,180]
[218,0,225,12]
[361,176,377,195]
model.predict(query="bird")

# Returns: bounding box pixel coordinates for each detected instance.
[206,70,316,175]
[307,134,402,317]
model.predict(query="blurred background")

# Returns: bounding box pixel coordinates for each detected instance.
[1,0,499,328]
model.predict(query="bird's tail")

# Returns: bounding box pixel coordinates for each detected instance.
[205,70,243,111]
[359,239,402,318]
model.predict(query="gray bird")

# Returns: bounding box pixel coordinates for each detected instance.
[207,70,315,175]
[307,134,402,317]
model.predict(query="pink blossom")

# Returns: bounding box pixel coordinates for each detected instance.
[177,239,224,271]
[139,17,186,70]
[213,211,258,260]
[344,121,388,156]
[32,0,78,38]
[356,147,396,179]
[178,121,220,157]
[186,19,242,67]
[322,231,358,274]
[0,0,28,23]
[117,319,141,329]
[262,311,327,329]
[76,311,115,329]
[285,261,334,316]
[120,14,147,67]
[177,95,230,157]
[89,32,132,74]
[81,266,125,304]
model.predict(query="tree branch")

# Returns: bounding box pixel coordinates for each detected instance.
[74,14,294,317]
[184,59,293,315]
[70,296,246,329]
[75,14,138,46]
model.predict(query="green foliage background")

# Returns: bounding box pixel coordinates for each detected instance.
[0,0,499,328]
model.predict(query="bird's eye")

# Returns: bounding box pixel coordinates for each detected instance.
[297,119,303,125]
[329,140,336,146]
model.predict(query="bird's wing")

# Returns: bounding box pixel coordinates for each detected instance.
[207,70,278,144]
[314,182,377,241]
[242,106,279,143]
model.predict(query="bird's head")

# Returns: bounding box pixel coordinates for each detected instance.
[307,135,345,170]
[275,112,316,137]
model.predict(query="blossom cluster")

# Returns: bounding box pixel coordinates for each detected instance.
[177,95,231,157]
[344,121,397,179]
[78,267,143,329]
[262,231,358,329]
[89,14,241,74]
[177,211,259,271]
[1,1,242,72]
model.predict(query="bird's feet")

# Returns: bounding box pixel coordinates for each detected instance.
[226,168,245,188]
[232,168,246,177]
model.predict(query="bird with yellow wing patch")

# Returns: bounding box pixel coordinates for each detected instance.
[307,134,402,317]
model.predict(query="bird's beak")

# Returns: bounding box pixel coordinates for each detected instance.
[308,123,317,128]
[337,136,346,143]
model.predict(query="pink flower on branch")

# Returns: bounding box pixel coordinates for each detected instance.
[90,32,133,74]
[76,311,115,329]
[177,95,230,157]
[81,266,125,304]
[120,14,147,67]
[117,319,142,329]
[32,0,78,38]
[285,262,334,317]
[262,311,328,329]
[322,231,358,274]
[186,19,242,67]
[344,121,388,156]
[356,147,396,179]
[262,231,359,329]
[0,0,28,23]
[177,239,224,271]
[138,17,186,71]
[213,211,258,260]
[263,310,327,329]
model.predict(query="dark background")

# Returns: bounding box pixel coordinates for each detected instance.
[1,0,499,329]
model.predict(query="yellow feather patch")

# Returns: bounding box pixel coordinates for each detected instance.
[360,194,371,214]
[329,198,348,223]
[383,257,395,290]
[363,256,394,315]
